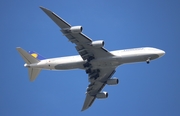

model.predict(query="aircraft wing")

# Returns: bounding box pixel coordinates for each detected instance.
[40,7,113,60]
[82,68,116,111]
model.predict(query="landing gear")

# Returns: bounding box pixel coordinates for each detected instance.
[89,73,99,80]
[87,56,95,62]
[83,56,94,68]
[86,68,92,74]
[146,60,150,64]
[84,56,100,80]
[146,57,151,64]
[83,62,91,67]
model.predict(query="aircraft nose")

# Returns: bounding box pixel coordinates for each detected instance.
[158,50,165,57]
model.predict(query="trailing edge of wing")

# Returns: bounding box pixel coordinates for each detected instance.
[39,6,71,28]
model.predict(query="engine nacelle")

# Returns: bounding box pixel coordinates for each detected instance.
[96,91,108,99]
[64,26,82,33]
[91,40,104,48]
[106,78,119,85]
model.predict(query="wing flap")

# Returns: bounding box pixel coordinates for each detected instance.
[66,33,113,59]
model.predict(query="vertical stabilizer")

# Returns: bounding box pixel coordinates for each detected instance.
[29,51,46,60]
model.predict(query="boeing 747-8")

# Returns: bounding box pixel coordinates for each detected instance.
[16,7,165,111]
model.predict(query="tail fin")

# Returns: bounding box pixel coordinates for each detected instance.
[28,51,46,60]
[16,47,41,81]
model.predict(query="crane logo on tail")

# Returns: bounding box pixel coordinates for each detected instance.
[29,51,45,60]
[31,53,38,58]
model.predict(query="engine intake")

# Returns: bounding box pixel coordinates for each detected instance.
[106,78,119,85]
[96,91,108,99]
[63,26,82,33]
[91,40,104,48]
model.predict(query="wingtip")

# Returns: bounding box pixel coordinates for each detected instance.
[16,47,22,51]
[30,78,35,82]
[39,6,46,11]
[81,107,88,112]
[39,6,44,9]
[39,6,50,12]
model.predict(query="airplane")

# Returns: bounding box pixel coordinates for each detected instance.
[16,6,165,111]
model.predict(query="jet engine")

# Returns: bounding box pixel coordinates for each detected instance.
[106,78,119,85]
[63,26,82,33]
[96,91,108,99]
[91,40,104,48]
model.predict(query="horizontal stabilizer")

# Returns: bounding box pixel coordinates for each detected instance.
[16,47,39,64]
[28,68,41,81]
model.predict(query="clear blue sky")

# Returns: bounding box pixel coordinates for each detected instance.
[0,0,180,116]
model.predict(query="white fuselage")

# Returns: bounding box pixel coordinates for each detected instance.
[27,47,165,70]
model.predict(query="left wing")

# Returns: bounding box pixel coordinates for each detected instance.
[82,68,116,111]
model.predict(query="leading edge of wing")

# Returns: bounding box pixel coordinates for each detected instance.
[39,6,71,28]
